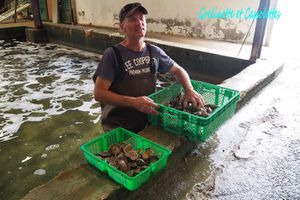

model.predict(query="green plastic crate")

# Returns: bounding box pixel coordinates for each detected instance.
[80,128,171,191]
[148,80,240,141]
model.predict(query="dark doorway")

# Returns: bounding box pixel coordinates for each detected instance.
[39,0,48,21]
[58,0,72,23]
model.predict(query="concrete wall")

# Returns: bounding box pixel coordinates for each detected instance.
[0,27,26,40]
[73,0,279,44]
[43,23,252,84]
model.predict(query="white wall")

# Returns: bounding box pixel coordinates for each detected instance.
[74,0,279,44]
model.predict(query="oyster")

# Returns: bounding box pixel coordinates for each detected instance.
[124,144,139,160]
[95,142,159,177]
[97,151,112,157]
[164,93,218,117]
[109,144,121,155]
[142,148,155,160]
[117,159,130,173]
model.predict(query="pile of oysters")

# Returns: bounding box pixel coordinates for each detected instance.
[96,142,159,177]
[164,93,218,117]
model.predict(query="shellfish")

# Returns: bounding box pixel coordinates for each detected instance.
[165,93,218,117]
[95,142,159,177]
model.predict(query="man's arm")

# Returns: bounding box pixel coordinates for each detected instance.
[94,76,159,115]
[169,63,205,108]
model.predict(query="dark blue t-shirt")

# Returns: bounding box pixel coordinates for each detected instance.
[94,43,175,132]
[95,43,174,82]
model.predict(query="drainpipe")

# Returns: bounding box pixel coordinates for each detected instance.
[32,0,43,29]
[71,0,77,25]
[250,0,271,62]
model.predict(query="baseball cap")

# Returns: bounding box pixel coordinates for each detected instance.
[119,2,148,23]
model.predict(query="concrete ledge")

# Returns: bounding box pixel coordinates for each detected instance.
[22,127,193,200]
[25,28,48,43]
[220,59,284,110]
[21,164,120,200]
[43,23,252,84]
[0,26,26,40]
[1,22,252,84]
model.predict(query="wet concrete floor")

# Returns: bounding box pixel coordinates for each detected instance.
[130,58,300,200]
[201,58,300,200]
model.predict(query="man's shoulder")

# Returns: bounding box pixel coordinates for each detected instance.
[146,43,163,53]
[103,46,115,56]
[147,43,158,49]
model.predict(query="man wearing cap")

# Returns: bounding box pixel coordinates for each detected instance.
[94,2,204,132]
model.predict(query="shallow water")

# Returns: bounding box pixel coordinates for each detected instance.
[0,40,101,142]
[0,40,104,200]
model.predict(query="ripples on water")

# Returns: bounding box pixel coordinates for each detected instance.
[0,40,100,142]
[0,40,176,142]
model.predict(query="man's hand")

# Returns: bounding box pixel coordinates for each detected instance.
[169,64,205,108]
[183,89,205,108]
[132,96,160,115]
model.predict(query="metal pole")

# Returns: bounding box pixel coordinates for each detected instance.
[32,0,43,29]
[250,0,271,62]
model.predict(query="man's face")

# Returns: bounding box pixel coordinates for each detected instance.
[120,10,147,39]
